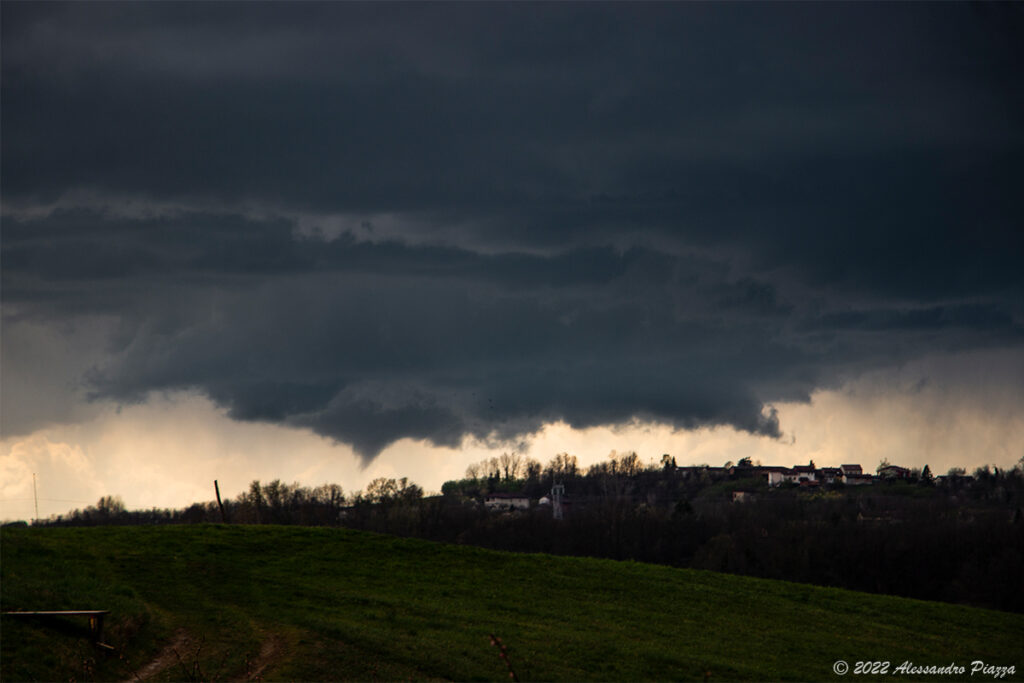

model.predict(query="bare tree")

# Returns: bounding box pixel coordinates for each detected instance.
[364,477,399,504]
[546,453,579,479]
[498,452,525,480]
[525,459,542,482]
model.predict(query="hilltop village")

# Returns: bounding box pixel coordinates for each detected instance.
[481,460,914,512]
[454,452,968,514]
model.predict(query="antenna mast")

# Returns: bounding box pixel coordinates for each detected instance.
[551,483,564,520]
[33,472,39,524]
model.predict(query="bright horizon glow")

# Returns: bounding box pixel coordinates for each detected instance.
[2,350,1022,523]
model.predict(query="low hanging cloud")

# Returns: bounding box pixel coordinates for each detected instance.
[60,241,799,460]
[6,209,1018,461]
[2,2,1022,462]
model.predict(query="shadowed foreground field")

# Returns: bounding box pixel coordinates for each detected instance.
[2,525,1022,681]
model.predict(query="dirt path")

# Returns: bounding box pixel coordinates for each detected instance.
[125,629,193,682]
[242,633,286,681]
[126,629,286,682]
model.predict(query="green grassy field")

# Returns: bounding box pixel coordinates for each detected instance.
[2,525,1022,681]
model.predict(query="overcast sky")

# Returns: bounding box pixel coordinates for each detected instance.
[2,2,1023,520]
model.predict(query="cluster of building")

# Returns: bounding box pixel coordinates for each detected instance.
[677,462,912,488]
[768,463,874,486]
[483,492,532,512]
[480,461,919,512]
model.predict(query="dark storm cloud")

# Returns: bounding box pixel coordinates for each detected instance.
[2,2,1022,457]
[815,305,1018,334]
[74,264,801,458]
[1,209,667,309]
[8,2,1021,295]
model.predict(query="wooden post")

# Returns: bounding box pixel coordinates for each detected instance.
[89,613,104,642]
[214,480,227,523]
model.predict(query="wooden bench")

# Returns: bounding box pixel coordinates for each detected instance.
[2,610,111,644]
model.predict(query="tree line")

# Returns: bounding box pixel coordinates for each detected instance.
[22,454,1024,613]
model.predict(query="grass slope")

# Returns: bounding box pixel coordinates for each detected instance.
[2,525,1022,681]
